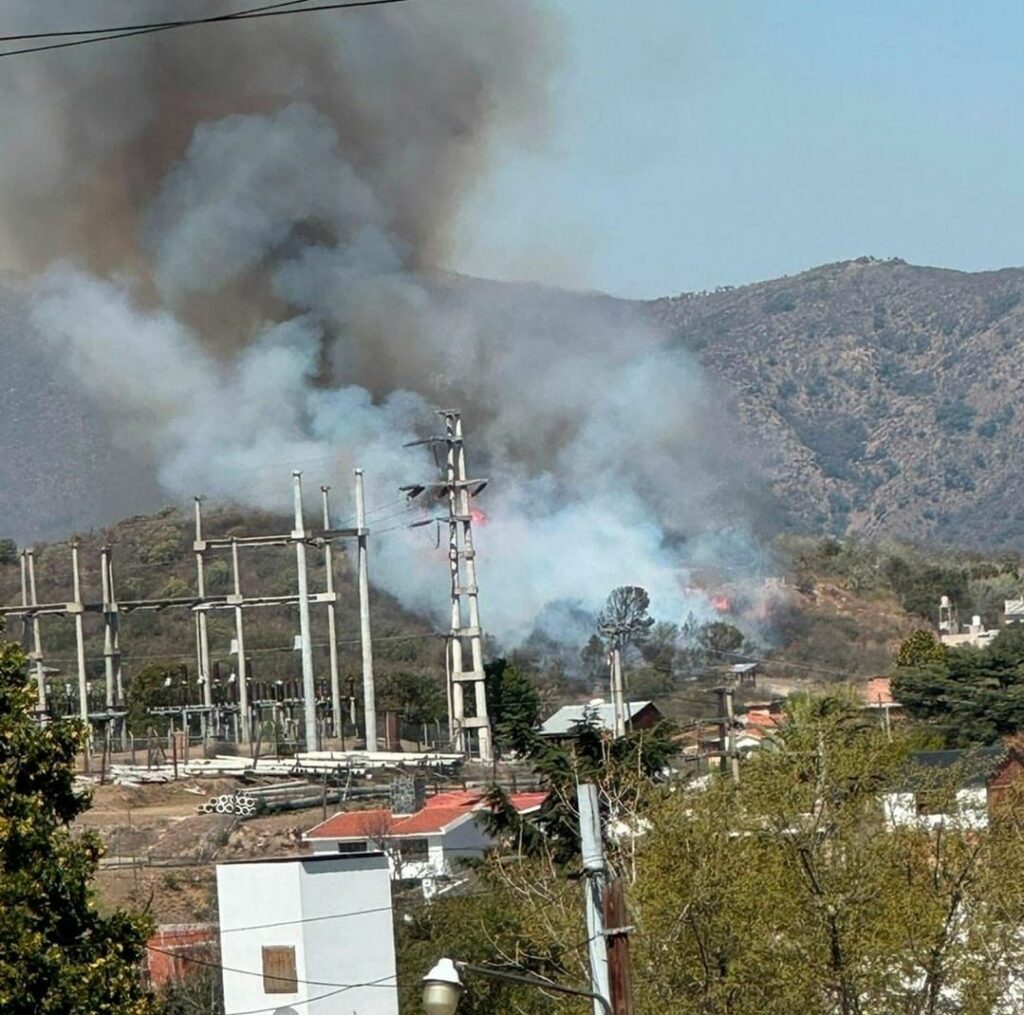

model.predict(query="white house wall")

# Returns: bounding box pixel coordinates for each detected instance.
[441,815,494,862]
[882,788,989,831]
[217,855,399,1015]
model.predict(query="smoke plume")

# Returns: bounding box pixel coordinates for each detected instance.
[3,1,765,643]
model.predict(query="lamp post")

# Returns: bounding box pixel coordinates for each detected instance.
[422,958,612,1015]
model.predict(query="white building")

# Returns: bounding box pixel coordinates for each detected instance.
[303,790,546,897]
[216,853,399,1015]
[881,747,1016,831]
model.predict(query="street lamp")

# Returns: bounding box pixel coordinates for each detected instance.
[422,958,462,1015]
[422,958,612,1015]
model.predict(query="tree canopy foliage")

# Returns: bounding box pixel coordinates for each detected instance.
[0,635,154,1014]
[893,625,1024,747]
[598,586,655,648]
[484,658,541,758]
[400,693,1024,1015]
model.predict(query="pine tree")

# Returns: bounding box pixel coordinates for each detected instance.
[0,637,154,1014]
[485,659,541,758]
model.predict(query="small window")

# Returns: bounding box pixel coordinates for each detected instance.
[916,789,954,816]
[262,946,298,994]
[336,840,368,854]
[397,837,429,861]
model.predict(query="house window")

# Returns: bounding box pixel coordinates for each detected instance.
[915,788,955,816]
[397,837,430,861]
[262,946,298,994]
[336,840,368,854]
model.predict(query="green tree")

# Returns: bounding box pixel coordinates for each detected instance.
[579,634,608,686]
[401,695,1024,1015]
[126,663,183,734]
[485,659,541,758]
[696,620,745,661]
[0,636,154,1014]
[894,626,1024,746]
[377,671,446,727]
[598,586,655,649]
[0,539,17,566]
[154,962,223,1015]
[895,629,946,668]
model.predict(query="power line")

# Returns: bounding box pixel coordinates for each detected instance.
[39,630,443,667]
[0,0,313,42]
[0,0,417,59]
[146,943,400,990]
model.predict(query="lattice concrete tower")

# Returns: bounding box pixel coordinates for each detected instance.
[444,412,492,761]
[405,410,492,761]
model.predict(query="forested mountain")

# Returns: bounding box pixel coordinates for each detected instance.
[647,256,1024,546]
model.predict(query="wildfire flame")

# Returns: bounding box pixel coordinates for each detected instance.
[712,595,731,612]
[470,507,488,526]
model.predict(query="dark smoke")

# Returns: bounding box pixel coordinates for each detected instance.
[2,1,767,641]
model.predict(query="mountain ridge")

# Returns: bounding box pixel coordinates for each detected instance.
[4,256,1024,548]
[642,255,1024,546]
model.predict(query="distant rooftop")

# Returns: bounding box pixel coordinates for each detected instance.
[538,700,656,737]
[304,791,546,841]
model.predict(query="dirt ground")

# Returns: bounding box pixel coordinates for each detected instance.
[81,779,329,924]
[80,759,537,924]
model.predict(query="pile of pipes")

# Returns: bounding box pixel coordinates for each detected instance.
[187,749,464,778]
[195,780,353,819]
[99,748,464,785]
[198,792,258,817]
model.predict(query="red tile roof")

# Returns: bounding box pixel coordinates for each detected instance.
[305,790,547,840]
[745,708,783,729]
[508,791,547,813]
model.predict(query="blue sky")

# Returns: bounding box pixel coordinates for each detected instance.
[451,1,1024,298]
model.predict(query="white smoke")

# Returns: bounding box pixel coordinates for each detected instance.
[10,3,764,644]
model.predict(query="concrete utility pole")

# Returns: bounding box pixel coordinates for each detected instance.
[25,549,46,711]
[321,486,344,741]
[354,469,377,752]
[193,498,213,708]
[715,684,740,785]
[452,415,492,762]
[577,783,612,1015]
[230,538,250,744]
[404,411,493,759]
[70,541,88,724]
[100,546,116,709]
[609,645,626,738]
[292,472,319,751]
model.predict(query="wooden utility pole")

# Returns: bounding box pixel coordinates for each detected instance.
[603,878,634,1015]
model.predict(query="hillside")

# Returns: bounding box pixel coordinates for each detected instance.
[6,257,1024,551]
[0,506,443,712]
[647,257,1024,546]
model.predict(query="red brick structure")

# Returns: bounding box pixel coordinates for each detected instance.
[144,923,219,989]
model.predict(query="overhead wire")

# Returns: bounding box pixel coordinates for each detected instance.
[0,0,418,59]
[0,0,316,41]
[145,942,399,989]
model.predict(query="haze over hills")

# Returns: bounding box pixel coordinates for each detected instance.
[3,256,1024,552]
